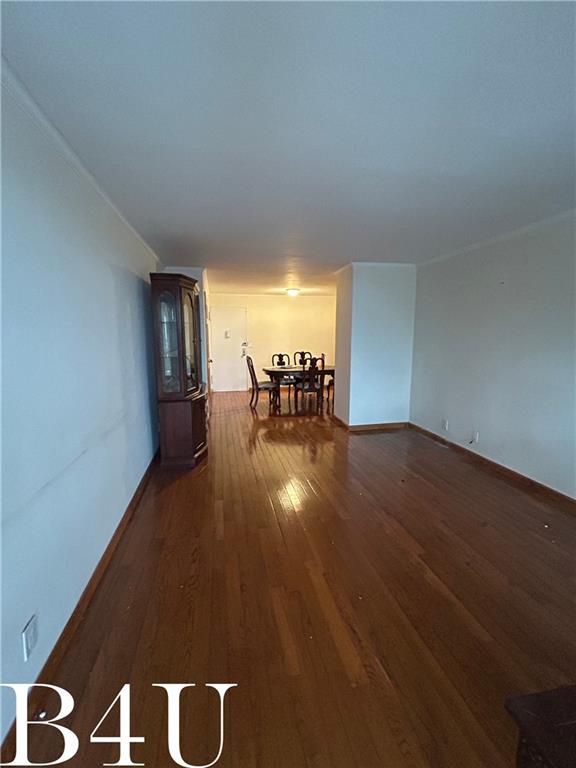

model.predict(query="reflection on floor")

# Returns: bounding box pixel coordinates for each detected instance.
[13,391,576,767]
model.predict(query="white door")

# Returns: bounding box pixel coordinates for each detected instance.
[210,306,249,391]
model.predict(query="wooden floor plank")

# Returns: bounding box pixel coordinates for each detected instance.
[5,391,576,767]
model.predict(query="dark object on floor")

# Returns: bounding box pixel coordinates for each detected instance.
[505,685,576,767]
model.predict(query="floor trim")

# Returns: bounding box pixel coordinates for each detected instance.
[408,423,576,508]
[348,422,408,432]
[1,450,159,758]
[331,415,408,432]
[331,416,575,507]
[3,418,575,755]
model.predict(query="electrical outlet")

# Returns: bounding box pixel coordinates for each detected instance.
[441,419,449,432]
[22,615,38,662]
[472,431,480,444]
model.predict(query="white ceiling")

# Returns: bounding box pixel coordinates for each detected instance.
[2,2,574,294]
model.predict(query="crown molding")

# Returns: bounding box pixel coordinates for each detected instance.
[1,57,161,267]
[3,57,571,276]
[421,209,576,268]
[351,261,416,270]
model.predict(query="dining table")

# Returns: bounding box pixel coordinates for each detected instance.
[262,364,335,407]
[262,364,336,380]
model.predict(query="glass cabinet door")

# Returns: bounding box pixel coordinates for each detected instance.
[158,290,181,394]
[182,291,198,391]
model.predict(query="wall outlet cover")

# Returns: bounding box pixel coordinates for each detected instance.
[22,614,38,662]
[441,419,449,431]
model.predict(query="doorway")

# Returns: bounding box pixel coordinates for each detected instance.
[209,306,248,391]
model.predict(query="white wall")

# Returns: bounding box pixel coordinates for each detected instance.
[1,69,160,737]
[410,213,576,498]
[335,264,416,426]
[208,293,336,386]
[334,267,353,423]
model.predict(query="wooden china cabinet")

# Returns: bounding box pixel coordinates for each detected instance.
[150,273,208,468]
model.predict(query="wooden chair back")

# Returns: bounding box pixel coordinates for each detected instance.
[300,357,322,391]
[246,355,258,389]
[294,350,312,366]
[272,353,290,366]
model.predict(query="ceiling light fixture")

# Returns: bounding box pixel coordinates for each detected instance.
[286,288,300,297]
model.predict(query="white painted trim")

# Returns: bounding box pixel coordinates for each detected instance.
[207,291,336,298]
[1,58,162,268]
[334,264,352,276]
[3,58,571,278]
[420,209,576,268]
[350,261,416,268]
[411,421,576,502]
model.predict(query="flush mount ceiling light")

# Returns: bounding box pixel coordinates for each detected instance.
[286,288,300,297]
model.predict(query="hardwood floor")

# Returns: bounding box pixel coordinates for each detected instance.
[7,392,576,767]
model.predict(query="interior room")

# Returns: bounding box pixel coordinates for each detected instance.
[2,3,575,767]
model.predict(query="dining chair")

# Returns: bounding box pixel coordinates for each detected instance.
[318,353,334,402]
[326,372,335,403]
[272,352,294,400]
[246,356,279,410]
[293,350,313,366]
[294,357,323,410]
